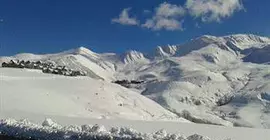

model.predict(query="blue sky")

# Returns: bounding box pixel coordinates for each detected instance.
[0,0,269,56]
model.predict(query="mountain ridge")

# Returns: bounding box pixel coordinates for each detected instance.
[2,34,270,60]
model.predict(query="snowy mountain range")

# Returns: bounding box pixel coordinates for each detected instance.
[1,34,270,129]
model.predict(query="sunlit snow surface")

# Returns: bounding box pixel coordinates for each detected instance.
[1,118,270,140]
[0,118,203,140]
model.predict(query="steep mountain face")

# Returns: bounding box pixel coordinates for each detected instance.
[121,50,149,64]
[1,34,270,128]
[155,45,178,58]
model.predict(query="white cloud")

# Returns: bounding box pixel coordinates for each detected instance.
[142,2,186,31]
[111,0,244,31]
[186,0,244,22]
[143,18,184,31]
[156,2,186,18]
[112,8,139,26]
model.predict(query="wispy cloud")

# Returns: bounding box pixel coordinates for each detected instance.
[111,8,139,26]
[185,0,244,22]
[142,2,186,31]
[143,18,184,31]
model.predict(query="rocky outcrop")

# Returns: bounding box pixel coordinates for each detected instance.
[113,80,144,88]
[2,60,87,77]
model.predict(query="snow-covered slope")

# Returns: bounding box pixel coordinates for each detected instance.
[0,47,117,80]
[1,34,270,129]
[137,34,270,128]
[0,68,187,122]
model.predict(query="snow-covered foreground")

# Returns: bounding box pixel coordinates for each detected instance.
[1,117,270,140]
[0,118,207,140]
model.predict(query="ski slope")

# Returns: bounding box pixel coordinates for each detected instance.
[0,68,186,122]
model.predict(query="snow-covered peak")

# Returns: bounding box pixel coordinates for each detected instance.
[192,35,221,42]
[174,35,222,57]
[222,34,270,49]
[163,45,178,55]
[155,46,168,58]
[155,45,178,58]
[122,50,147,64]
[70,47,98,57]
[192,34,270,46]
[178,34,270,55]
[196,35,218,40]
[223,34,270,43]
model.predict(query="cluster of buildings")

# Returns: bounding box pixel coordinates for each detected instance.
[2,60,87,77]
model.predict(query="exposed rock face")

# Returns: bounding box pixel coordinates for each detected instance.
[113,80,144,88]
[2,60,87,77]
